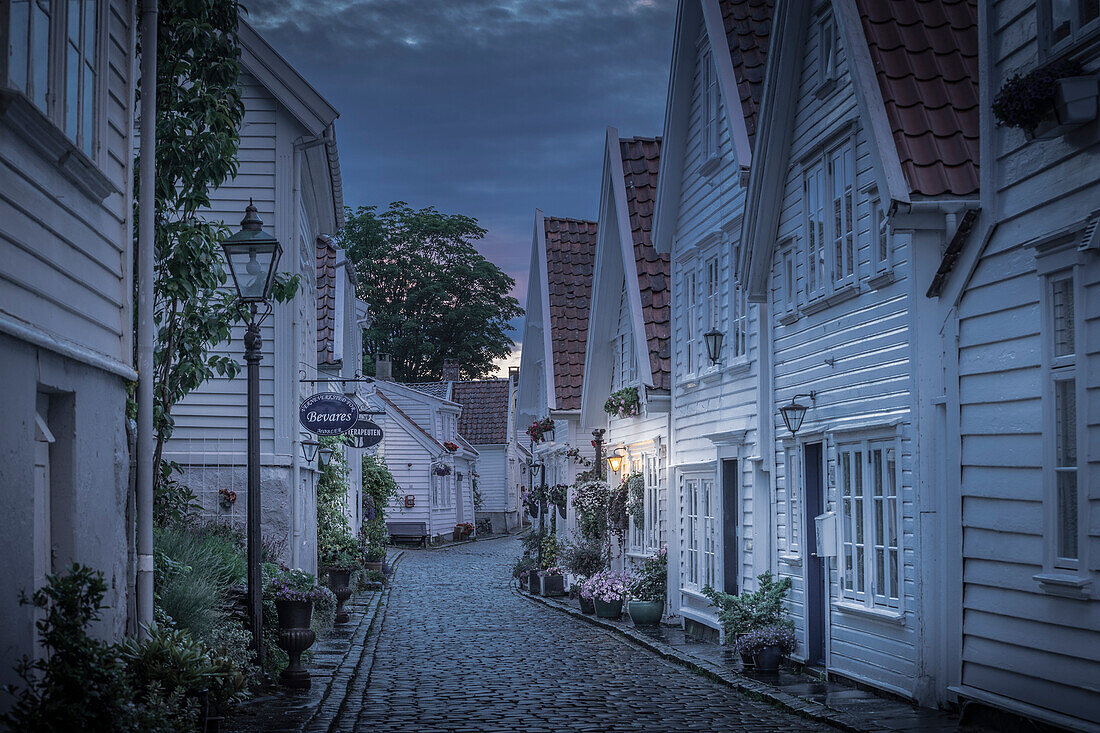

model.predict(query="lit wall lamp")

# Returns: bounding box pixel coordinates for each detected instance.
[704,328,724,365]
[779,392,817,436]
[301,438,320,464]
[606,448,625,474]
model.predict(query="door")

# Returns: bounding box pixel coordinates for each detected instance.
[803,442,826,667]
[721,459,738,594]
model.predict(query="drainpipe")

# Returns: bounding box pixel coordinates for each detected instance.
[135,0,158,638]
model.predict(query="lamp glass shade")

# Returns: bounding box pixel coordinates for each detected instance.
[301,439,320,464]
[317,446,334,469]
[704,328,724,365]
[606,454,623,473]
[221,204,282,303]
[780,401,809,435]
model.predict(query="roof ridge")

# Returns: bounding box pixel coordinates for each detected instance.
[544,215,597,225]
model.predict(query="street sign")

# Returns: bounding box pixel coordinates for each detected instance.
[299,393,359,435]
[347,419,383,449]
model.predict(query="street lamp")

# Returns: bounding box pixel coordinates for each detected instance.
[704,328,724,365]
[606,449,625,475]
[221,201,282,673]
[779,392,817,436]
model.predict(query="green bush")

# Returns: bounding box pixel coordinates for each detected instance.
[360,517,389,562]
[703,571,793,642]
[561,531,608,579]
[362,453,401,520]
[154,524,245,646]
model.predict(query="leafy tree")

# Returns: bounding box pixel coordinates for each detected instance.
[339,203,523,381]
[136,0,298,491]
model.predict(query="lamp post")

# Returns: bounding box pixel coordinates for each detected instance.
[221,201,282,672]
[592,429,606,480]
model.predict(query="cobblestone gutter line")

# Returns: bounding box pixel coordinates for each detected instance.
[515,585,873,733]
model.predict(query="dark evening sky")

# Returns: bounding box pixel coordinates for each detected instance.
[245,0,676,372]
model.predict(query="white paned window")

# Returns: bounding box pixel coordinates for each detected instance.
[702,477,717,589]
[683,270,697,376]
[684,476,700,587]
[804,161,827,300]
[783,448,801,556]
[817,13,838,91]
[1042,0,1100,55]
[6,0,100,157]
[829,144,856,287]
[1046,272,1080,568]
[700,45,720,162]
[837,437,901,609]
[731,278,748,360]
[705,255,720,334]
[645,453,659,552]
[869,196,892,276]
[802,137,858,301]
[780,243,798,315]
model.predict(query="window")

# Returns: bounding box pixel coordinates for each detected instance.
[1042,0,1100,55]
[645,453,660,552]
[779,242,798,317]
[699,45,720,162]
[837,437,900,609]
[6,1,100,157]
[702,477,717,589]
[681,474,716,591]
[1046,271,1080,568]
[782,448,801,556]
[802,137,857,301]
[684,476,699,587]
[817,13,839,94]
[869,196,892,276]
[705,255,720,334]
[683,270,697,375]
[612,287,635,391]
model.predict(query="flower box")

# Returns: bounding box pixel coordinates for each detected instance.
[538,572,566,597]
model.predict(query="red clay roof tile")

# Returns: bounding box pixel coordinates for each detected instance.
[544,216,598,412]
[718,0,776,150]
[452,379,510,445]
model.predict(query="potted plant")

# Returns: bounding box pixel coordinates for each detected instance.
[538,565,567,597]
[512,555,538,590]
[603,386,641,418]
[584,569,631,619]
[627,547,667,627]
[320,538,360,624]
[525,416,555,443]
[360,518,388,572]
[734,624,796,674]
[703,571,793,668]
[442,440,459,452]
[268,568,327,689]
[993,58,1096,139]
[433,464,452,476]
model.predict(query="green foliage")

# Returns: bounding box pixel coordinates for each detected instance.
[339,203,524,381]
[362,453,401,522]
[702,571,794,642]
[560,532,609,579]
[511,555,538,579]
[539,534,560,570]
[629,548,668,603]
[317,438,358,569]
[472,472,483,511]
[623,472,644,527]
[359,517,389,562]
[153,461,200,528]
[140,0,300,490]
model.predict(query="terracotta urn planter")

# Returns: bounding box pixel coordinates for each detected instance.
[325,568,353,624]
[275,599,316,689]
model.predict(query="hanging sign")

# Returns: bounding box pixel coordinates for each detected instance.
[347,419,384,449]
[299,392,359,435]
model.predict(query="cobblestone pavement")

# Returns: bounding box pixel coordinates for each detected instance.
[348,535,837,732]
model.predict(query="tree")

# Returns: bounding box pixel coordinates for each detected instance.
[136,0,297,491]
[340,203,523,381]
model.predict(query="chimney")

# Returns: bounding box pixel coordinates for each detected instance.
[375,353,392,380]
[508,366,520,384]
[442,358,460,382]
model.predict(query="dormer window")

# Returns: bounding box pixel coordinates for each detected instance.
[697,39,722,172]
[816,13,839,97]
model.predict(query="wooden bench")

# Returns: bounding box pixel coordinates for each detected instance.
[387,521,428,548]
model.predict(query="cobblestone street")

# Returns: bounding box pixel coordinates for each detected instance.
[347,536,836,732]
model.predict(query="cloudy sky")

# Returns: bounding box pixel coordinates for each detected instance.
[245,0,676,374]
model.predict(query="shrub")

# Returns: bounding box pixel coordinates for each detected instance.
[360,517,389,562]
[571,480,610,541]
[511,555,538,579]
[629,547,668,603]
[561,532,608,579]
[623,472,644,527]
[362,453,401,520]
[734,624,797,657]
[154,524,245,646]
[703,571,793,642]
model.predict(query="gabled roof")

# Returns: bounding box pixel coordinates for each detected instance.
[372,387,445,455]
[316,237,339,366]
[406,382,452,400]
[719,0,776,150]
[544,216,598,412]
[855,0,979,197]
[620,137,670,391]
[452,379,511,445]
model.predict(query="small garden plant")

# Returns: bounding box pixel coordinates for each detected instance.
[703,571,794,641]
[581,569,632,603]
[630,546,668,603]
[604,386,641,417]
[992,58,1083,133]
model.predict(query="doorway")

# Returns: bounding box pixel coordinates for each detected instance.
[721,459,738,594]
[803,442,826,667]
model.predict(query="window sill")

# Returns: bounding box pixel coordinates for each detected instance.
[722,357,751,377]
[778,554,802,567]
[697,154,723,178]
[832,600,905,625]
[1033,572,1093,600]
[0,88,116,202]
[867,270,895,289]
[778,310,799,326]
[800,296,830,316]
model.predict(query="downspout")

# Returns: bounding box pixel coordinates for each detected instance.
[758,295,778,576]
[135,0,158,638]
[289,131,329,569]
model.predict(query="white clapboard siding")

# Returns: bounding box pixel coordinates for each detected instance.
[377,412,433,531]
[0,0,134,367]
[475,446,508,513]
[951,2,1100,723]
[764,13,924,698]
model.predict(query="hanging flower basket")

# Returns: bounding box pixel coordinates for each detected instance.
[442,441,459,452]
[993,59,1095,138]
[604,387,641,418]
[433,465,452,476]
[526,416,555,443]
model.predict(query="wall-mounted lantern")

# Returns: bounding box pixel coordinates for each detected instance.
[606,449,625,474]
[317,444,334,469]
[704,328,724,365]
[780,392,817,436]
[301,438,320,464]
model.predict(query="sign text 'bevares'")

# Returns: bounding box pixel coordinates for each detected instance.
[298,393,359,435]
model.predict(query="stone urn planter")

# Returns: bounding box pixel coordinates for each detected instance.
[275,599,316,689]
[579,596,596,615]
[751,644,782,674]
[594,598,623,619]
[325,568,353,624]
[538,572,566,597]
[627,600,662,627]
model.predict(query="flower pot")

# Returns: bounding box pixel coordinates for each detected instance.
[453,529,463,541]
[627,600,663,627]
[275,599,316,689]
[518,573,529,590]
[752,643,782,674]
[363,561,384,573]
[325,568,353,624]
[539,573,566,597]
[579,596,595,614]
[1054,76,1099,127]
[593,598,623,619]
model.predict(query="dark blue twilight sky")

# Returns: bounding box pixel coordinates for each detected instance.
[245,0,676,373]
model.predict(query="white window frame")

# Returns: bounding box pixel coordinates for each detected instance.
[781,444,801,558]
[803,160,828,301]
[645,453,660,553]
[801,134,858,304]
[4,0,104,160]
[835,432,903,612]
[1039,0,1100,58]
[683,269,698,377]
[698,39,721,166]
[828,142,856,289]
[680,472,717,592]
[816,11,839,94]
[868,192,893,279]
[779,239,799,319]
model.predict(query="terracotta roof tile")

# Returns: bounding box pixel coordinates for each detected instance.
[452,379,510,445]
[316,238,338,365]
[405,382,451,400]
[856,0,980,197]
[544,216,598,411]
[718,0,776,150]
[619,137,671,392]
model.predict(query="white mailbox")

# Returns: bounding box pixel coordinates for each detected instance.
[814,511,838,557]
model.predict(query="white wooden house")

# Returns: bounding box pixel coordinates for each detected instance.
[932,1,1100,727]
[582,131,670,569]
[370,372,478,543]
[0,0,138,682]
[739,0,979,705]
[516,212,600,538]
[163,19,344,574]
[650,0,773,635]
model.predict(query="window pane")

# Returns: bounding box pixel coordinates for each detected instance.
[1054,378,1076,466]
[1057,471,1078,560]
[10,1,30,92]
[68,0,79,41]
[84,0,97,55]
[32,1,49,111]
[66,43,79,138]
[1051,0,1073,43]
[1084,0,1100,24]
[1052,276,1075,357]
